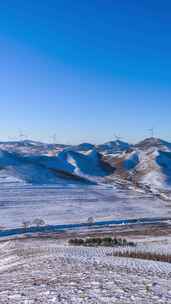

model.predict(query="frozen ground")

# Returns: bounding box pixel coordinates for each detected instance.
[0,183,171,228]
[0,239,171,303]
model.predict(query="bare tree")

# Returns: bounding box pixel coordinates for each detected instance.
[22,220,30,232]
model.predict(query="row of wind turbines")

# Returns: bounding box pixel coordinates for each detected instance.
[6,129,156,144]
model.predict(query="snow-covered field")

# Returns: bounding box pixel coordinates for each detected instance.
[0,183,171,228]
[0,239,171,303]
[1,137,171,303]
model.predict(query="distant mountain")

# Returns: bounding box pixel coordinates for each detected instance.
[1,137,171,192]
[0,139,131,156]
[0,140,68,156]
[64,140,131,155]
[97,140,131,154]
[65,142,95,152]
[135,137,171,152]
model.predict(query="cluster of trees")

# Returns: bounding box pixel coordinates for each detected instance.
[22,218,46,231]
[69,237,136,247]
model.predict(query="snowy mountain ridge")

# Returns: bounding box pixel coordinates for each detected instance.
[0,137,171,192]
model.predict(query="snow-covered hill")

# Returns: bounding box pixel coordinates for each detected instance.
[57,149,114,180]
[105,138,171,191]
[135,137,171,152]
[97,140,131,154]
[0,137,171,191]
[0,148,114,185]
[65,142,95,152]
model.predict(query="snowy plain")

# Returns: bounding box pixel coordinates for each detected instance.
[0,182,171,229]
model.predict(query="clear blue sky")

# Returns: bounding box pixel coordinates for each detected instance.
[0,0,171,144]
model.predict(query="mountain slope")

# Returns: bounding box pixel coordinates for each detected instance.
[57,149,114,179]
[106,143,171,190]
[0,150,93,185]
[0,148,114,185]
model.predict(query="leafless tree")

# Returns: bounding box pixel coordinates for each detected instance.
[22,220,30,232]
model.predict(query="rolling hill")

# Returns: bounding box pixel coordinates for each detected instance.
[0,148,114,185]
[105,138,171,191]
[0,137,171,192]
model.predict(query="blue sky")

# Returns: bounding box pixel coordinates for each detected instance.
[0,0,171,144]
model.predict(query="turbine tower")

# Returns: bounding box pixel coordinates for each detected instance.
[52,133,57,144]
[148,128,154,138]
[18,130,26,141]
[114,133,122,141]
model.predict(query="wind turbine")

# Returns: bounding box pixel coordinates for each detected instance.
[18,130,27,141]
[52,133,57,144]
[148,128,155,138]
[114,133,122,141]
[8,135,17,141]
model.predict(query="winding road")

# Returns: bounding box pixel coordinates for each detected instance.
[0,216,171,238]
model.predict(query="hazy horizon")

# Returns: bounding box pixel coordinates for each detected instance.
[0,135,171,146]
